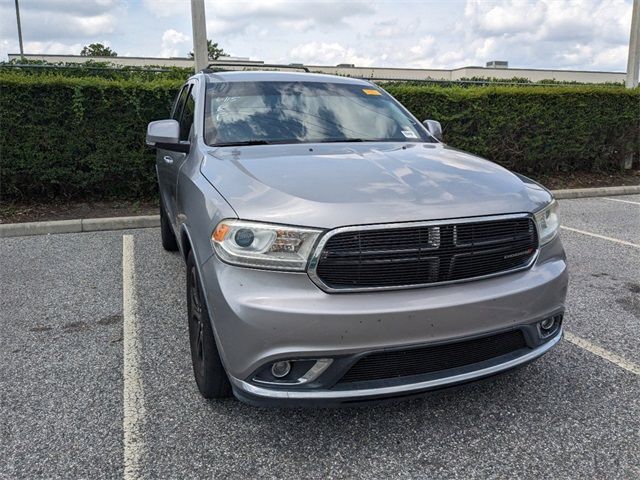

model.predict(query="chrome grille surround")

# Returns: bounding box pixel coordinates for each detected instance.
[307,213,539,293]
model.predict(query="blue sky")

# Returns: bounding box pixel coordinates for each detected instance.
[0,0,634,71]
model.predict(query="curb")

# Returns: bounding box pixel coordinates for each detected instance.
[0,215,159,238]
[551,184,640,199]
[1,185,638,239]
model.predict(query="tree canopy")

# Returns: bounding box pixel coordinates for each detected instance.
[80,43,117,57]
[189,40,226,60]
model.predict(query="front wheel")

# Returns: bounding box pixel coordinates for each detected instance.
[186,251,231,399]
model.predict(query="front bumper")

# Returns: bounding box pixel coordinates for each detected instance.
[229,330,562,406]
[199,234,568,405]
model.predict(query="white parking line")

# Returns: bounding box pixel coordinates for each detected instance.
[603,197,640,206]
[560,226,640,249]
[123,235,146,479]
[565,332,640,376]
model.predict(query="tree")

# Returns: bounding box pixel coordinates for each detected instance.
[80,43,117,57]
[189,40,226,60]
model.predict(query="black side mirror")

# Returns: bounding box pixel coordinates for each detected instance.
[422,119,443,142]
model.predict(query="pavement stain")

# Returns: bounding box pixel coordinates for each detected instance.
[616,297,640,317]
[62,321,90,332]
[28,315,122,335]
[98,314,123,326]
[29,325,53,332]
[626,283,640,295]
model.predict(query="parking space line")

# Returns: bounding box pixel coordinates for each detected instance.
[565,332,640,376]
[123,235,146,479]
[560,226,640,249]
[602,197,640,206]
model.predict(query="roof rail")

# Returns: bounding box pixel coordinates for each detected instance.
[203,62,310,73]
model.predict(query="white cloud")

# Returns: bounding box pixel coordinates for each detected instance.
[145,0,373,24]
[373,19,420,39]
[278,1,634,71]
[160,29,190,58]
[290,42,375,66]
[145,0,375,44]
[408,36,436,58]
[591,45,629,70]
[0,0,121,41]
[0,0,125,59]
[0,0,634,72]
[23,41,84,55]
[457,0,633,69]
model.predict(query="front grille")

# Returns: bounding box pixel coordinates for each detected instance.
[314,216,538,290]
[338,330,527,384]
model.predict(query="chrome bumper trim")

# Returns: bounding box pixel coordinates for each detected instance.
[229,330,562,400]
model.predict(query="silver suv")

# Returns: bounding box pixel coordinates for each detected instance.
[146,71,567,406]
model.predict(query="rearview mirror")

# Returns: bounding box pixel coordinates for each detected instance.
[146,119,189,152]
[422,119,443,142]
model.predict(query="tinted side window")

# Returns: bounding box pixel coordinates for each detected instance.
[171,85,190,121]
[179,88,195,141]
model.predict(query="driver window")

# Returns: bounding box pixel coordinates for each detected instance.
[171,85,190,121]
[180,87,196,141]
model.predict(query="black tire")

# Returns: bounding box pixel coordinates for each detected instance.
[186,251,231,399]
[160,201,179,252]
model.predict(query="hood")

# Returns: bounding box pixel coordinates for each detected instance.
[201,142,552,229]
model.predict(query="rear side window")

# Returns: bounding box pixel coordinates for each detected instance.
[179,88,196,141]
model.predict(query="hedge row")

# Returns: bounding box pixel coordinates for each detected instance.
[1,74,178,200]
[1,73,638,200]
[390,84,639,173]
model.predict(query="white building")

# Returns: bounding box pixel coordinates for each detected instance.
[7,53,626,84]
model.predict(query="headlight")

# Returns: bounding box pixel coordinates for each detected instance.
[211,219,322,271]
[533,200,559,245]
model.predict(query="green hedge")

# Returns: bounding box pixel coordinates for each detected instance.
[389,85,639,173]
[1,73,638,201]
[1,73,179,200]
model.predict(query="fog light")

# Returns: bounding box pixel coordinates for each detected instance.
[540,317,556,331]
[271,361,291,378]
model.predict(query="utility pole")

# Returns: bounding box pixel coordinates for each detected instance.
[15,0,24,58]
[190,0,208,73]
[626,0,640,88]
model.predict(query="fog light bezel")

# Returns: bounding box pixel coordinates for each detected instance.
[253,358,333,386]
[538,314,562,338]
[540,318,555,330]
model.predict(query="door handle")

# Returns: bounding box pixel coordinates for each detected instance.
[163,155,174,165]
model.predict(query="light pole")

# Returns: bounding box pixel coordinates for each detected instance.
[626,0,640,88]
[190,0,208,73]
[15,0,24,58]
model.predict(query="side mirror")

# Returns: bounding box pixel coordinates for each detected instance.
[146,119,189,152]
[422,119,443,142]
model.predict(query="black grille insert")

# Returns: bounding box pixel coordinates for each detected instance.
[315,217,537,290]
[338,330,527,384]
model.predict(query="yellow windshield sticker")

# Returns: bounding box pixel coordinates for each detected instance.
[362,88,382,96]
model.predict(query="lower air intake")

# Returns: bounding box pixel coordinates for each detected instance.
[338,330,527,384]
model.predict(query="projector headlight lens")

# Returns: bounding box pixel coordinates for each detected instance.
[212,219,322,271]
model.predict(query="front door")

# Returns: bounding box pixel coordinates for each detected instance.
[157,83,193,226]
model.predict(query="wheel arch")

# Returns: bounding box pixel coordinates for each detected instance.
[182,224,233,376]
[179,226,193,262]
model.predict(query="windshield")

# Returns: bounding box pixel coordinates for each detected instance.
[204,81,432,146]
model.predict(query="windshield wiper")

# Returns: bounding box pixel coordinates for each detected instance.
[212,139,306,147]
[317,138,370,143]
[212,140,273,147]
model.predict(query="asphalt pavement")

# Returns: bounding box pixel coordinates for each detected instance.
[1,195,639,479]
